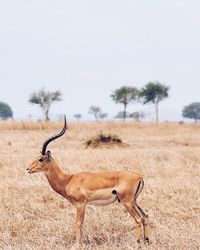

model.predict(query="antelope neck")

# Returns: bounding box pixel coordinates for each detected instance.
[44,160,70,196]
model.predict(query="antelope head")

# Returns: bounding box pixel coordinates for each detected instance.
[26,115,67,174]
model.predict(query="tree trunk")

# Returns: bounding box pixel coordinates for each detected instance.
[155,101,159,124]
[123,103,127,122]
[95,113,98,121]
[45,109,50,121]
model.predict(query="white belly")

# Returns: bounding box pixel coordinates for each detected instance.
[87,195,117,206]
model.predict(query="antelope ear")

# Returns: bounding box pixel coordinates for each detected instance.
[47,150,52,160]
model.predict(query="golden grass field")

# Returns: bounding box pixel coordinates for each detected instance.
[0,120,200,250]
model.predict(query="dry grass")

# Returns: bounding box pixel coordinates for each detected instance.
[0,121,200,250]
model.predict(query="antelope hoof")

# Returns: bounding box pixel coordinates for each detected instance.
[145,237,150,244]
[137,239,141,244]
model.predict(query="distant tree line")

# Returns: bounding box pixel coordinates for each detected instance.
[0,82,200,123]
[111,81,169,122]
[26,82,169,122]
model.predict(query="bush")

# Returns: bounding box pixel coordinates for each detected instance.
[0,102,13,120]
[85,131,123,148]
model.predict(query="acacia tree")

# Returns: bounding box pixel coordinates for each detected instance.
[130,111,146,121]
[74,113,82,121]
[0,101,13,120]
[88,106,101,120]
[114,111,130,120]
[29,88,62,121]
[140,81,169,123]
[182,102,200,123]
[99,112,108,120]
[111,86,139,121]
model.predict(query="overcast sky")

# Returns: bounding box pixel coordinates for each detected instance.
[0,0,200,120]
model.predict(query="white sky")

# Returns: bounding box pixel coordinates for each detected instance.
[0,0,200,120]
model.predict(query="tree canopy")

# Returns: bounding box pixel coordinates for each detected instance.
[182,102,200,122]
[111,86,139,121]
[99,112,108,120]
[0,101,13,120]
[140,81,169,123]
[130,111,146,121]
[88,106,101,120]
[29,88,62,121]
[74,113,82,121]
[114,111,130,119]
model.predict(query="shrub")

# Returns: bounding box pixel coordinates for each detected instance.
[85,131,123,148]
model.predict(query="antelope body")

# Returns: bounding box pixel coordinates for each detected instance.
[27,116,149,244]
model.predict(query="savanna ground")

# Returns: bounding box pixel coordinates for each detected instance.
[0,120,200,250]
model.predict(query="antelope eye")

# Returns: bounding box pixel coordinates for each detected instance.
[39,158,44,162]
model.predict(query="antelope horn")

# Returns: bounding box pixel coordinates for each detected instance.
[41,115,67,155]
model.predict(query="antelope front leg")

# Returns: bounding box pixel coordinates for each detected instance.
[75,202,86,245]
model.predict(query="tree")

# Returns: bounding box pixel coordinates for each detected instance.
[182,102,200,123]
[74,113,82,121]
[99,112,108,120]
[29,88,62,121]
[0,101,13,120]
[88,106,101,120]
[111,86,139,121]
[130,111,146,121]
[140,81,169,123]
[114,111,130,119]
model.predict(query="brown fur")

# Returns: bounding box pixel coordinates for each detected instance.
[27,153,148,244]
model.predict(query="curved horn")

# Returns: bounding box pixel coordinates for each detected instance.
[41,115,67,155]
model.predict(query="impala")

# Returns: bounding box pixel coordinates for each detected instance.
[26,116,149,244]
